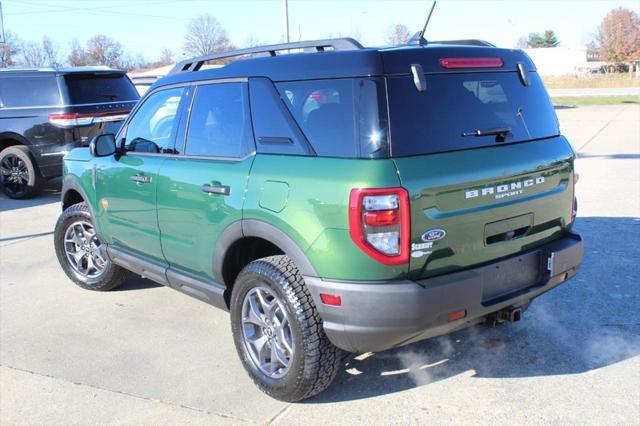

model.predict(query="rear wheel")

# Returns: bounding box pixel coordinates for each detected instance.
[230,255,343,402]
[54,202,129,291]
[0,146,44,199]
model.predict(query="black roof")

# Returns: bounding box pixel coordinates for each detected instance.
[153,38,535,90]
[0,66,127,76]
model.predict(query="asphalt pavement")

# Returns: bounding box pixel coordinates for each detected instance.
[1,104,639,425]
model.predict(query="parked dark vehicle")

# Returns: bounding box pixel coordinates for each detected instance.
[0,67,139,199]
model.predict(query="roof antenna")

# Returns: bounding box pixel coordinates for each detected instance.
[408,1,437,46]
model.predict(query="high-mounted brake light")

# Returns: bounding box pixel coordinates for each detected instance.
[439,57,504,69]
[48,110,130,127]
[349,187,410,265]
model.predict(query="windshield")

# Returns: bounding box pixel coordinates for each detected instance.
[64,73,139,104]
[387,72,559,156]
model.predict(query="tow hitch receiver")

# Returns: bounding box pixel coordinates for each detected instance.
[486,306,523,327]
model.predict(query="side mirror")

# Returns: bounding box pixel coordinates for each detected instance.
[89,134,116,157]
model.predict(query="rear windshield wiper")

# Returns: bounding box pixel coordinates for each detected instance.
[462,127,511,142]
[100,94,118,101]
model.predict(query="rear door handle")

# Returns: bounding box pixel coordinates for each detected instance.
[201,184,230,195]
[130,174,151,184]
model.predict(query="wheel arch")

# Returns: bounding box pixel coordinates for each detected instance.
[215,220,319,301]
[60,178,101,235]
[0,132,30,150]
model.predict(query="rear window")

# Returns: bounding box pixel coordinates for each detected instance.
[387,72,559,156]
[276,78,389,158]
[64,74,139,104]
[0,76,61,108]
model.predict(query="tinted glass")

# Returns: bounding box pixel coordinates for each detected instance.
[124,87,184,153]
[249,78,311,156]
[0,76,61,107]
[387,72,559,156]
[276,78,388,158]
[64,74,139,104]
[185,83,253,158]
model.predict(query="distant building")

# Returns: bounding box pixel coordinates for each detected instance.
[522,47,601,76]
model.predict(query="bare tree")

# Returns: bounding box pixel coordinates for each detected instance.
[21,41,46,67]
[0,31,22,67]
[42,36,61,67]
[158,48,174,65]
[86,35,124,67]
[68,38,88,66]
[184,14,234,57]
[387,24,411,46]
[515,36,529,49]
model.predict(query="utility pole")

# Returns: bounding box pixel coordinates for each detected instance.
[282,0,290,43]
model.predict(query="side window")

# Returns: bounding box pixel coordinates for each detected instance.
[249,78,312,156]
[185,83,253,158]
[275,78,389,158]
[124,87,184,153]
[0,76,61,108]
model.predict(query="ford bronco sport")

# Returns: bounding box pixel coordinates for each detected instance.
[54,38,583,401]
[0,67,138,199]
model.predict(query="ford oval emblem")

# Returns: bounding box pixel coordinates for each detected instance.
[422,228,446,242]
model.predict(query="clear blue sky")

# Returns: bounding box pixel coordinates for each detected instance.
[3,0,639,62]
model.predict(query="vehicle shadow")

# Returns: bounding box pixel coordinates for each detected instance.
[0,177,62,212]
[115,276,163,291]
[308,216,640,403]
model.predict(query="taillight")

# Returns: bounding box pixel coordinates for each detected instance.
[439,57,504,69]
[49,113,94,127]
[349,188,410,265]
[48,110,130,127]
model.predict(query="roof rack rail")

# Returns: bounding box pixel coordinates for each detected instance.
[170,38,364,74]
[430,39,495,47]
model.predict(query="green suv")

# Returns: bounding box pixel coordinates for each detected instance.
[54,38,583,401]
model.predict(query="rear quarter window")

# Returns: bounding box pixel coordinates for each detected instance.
[276,78,389,158]
[64,73,139,104]
[0,75,61,108]
[387,72,559,156]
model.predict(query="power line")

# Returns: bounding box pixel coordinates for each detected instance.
[4,0,197,19]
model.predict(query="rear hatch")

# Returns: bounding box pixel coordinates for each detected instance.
[52,71,139,143]
[383,46,576,280]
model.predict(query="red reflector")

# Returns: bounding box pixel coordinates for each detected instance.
[320,293,342,306]
[447,309,467,322]
[364,209,399,226]
[439,57,504,69]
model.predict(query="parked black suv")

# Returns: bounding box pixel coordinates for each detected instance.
[0,67,139,199]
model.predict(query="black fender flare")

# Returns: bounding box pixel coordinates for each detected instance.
[212,219,318,285]
[61,177,101,235]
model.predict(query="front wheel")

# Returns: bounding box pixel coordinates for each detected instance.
[230,255,343,402]
[54,202,129,291]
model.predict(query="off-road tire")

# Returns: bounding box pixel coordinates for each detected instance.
[0,145,44,199]
[54,202,129,291]
[230,255,343,402]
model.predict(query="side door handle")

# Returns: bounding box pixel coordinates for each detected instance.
[201,183,231,196]
[130,174,151,184]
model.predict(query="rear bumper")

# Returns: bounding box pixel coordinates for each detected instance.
[304,232,583,353]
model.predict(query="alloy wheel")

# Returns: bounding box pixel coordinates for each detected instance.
[63,220,108,279]
[0,153,30,196]
[241,286,295,379]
